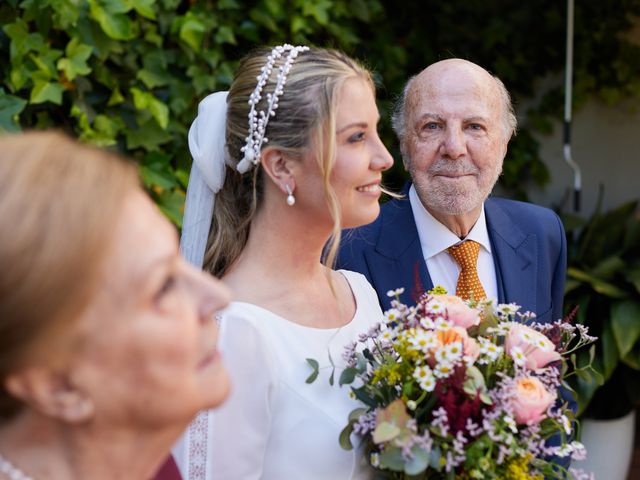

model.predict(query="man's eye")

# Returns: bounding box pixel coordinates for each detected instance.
[423,122,439,130]
[468,123,483,130]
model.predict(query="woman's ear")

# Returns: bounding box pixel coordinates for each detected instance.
[260,148,296,194]
[4,367,95,424]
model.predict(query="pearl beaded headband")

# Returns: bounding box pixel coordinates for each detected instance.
[236,44,310,174]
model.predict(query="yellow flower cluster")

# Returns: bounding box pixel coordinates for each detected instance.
[454,455,542,480]
[498,455,542,480]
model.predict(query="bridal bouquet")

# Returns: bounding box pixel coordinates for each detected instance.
[334,288,597,480]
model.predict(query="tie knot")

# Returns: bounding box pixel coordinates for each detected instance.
[447,240,480,269]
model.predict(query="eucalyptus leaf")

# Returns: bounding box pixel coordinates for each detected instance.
[338,422,354,451]
[305,358,319,384]
[339,367,358,386]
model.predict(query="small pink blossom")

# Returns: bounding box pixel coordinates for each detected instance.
[511,376,556,424]
[505,324,561,369]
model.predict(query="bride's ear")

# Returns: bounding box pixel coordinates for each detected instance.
[260,147,296,193]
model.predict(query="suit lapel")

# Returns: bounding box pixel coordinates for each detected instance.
[485,198,538,314]
[365,195,432,309]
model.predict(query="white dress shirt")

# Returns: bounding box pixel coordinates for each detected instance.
[409,185,498,302]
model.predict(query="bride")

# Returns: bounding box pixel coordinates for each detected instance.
[173,44,393,480]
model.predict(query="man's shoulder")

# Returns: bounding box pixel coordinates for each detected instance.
[485,196,564,237]
[486,196,560,221]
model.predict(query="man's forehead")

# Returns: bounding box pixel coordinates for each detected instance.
[407,68,502,119]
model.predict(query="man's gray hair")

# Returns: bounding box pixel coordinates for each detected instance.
[391,72,518,158]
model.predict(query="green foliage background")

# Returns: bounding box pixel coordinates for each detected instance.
[2,0,640,224]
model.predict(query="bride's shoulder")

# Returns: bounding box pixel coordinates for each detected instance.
[336,269,381,308]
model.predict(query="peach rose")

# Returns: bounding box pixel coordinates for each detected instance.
[511,376,556,424]
[505,324,561,369]
[435,326,480,362]
[437,295,481,329]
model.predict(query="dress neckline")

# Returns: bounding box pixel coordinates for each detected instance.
[229,270,361,332]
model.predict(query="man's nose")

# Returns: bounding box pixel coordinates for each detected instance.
[440,127,466,160]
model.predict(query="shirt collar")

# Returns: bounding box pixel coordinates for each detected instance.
[408,184,492,260]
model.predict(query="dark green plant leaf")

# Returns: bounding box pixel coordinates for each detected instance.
[601,321,620,381]
[567,267,629,298]
[611,301,640,358]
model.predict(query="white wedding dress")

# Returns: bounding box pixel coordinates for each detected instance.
[173,270,382,480]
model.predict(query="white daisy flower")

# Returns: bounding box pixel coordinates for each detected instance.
[409,330,436,353]
[433,361,455,379]
[386,288,405,297]
[510,346,526,367]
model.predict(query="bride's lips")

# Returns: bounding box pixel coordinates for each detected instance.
[356,181,382,195]
[198,348,221,369]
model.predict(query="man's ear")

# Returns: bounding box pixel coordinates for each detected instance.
[260,147,296,193]
[4,367,95,424]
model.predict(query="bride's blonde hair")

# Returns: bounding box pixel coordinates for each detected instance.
[204,47,375,277]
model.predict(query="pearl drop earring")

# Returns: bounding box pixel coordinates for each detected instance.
[285,184,295,206]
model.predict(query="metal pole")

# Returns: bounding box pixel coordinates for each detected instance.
[564,0,581,211]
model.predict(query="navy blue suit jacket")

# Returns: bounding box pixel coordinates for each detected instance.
[337,189,567,324]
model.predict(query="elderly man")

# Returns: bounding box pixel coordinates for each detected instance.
[338,58,566,322]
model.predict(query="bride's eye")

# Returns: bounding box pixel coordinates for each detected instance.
[348,132,365,143]
[155,274,177,301]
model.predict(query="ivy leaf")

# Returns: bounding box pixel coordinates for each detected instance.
[125,119,172,150]
[214,25,236,45]
[57,38,93,80]
[179,13,206,51]
[30,78,64,105]
[0,90,27,133]
[128,0,156,20]
[302,0,332,25]
[137,50,171,88]
[29,48,64,80]
[9,64,31,91]
[50,0,82,29]
[89,0,137,40]
[130,87,168,129]
[156,188,185,227]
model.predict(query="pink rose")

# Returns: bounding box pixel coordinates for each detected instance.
[511,376,556,424]
[505,324,561,369]
[437,295,481,329]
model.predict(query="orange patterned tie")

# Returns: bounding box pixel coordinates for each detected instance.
[447,240,487,301]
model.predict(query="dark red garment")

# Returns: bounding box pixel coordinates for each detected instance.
[152,456,182,480]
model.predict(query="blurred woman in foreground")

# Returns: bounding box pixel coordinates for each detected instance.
[0,131,231,480]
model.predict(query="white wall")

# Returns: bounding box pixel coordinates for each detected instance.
[526,98,640,216]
